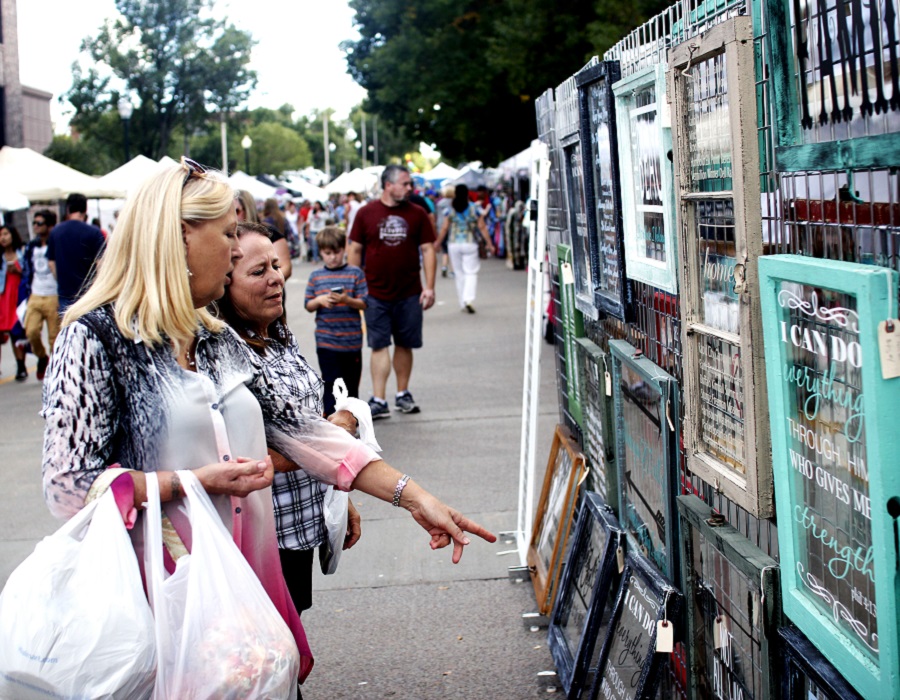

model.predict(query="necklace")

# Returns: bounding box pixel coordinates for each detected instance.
[184,340,197,369]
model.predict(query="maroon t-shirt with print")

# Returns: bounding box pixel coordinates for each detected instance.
[349,200,436,301]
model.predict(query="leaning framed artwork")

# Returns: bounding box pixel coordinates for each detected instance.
[613,63,678,294]
[528,424,588,616]
[779,626,864,700]
[548,492,624,699]
[759,254,900,698]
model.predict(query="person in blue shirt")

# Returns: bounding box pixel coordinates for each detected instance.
[47,193,106,314]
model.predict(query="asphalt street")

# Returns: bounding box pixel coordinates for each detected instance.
[0,255,561,698]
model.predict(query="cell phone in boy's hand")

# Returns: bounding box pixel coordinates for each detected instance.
[331,286,343,294]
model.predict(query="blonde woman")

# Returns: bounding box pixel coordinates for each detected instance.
[42,159,494,685]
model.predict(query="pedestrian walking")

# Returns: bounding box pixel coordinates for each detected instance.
[21,209,60,380]
[0,225,27,380]
[47,193,106,314]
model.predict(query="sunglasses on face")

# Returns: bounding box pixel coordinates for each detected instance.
[33,220,46,226]
[181,156,209,189]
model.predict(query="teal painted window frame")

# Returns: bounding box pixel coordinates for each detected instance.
[763,0,900,172]
[610,339,680,581]
[558,244,586,428]
[613,64,679,294]
[758,254,900,698]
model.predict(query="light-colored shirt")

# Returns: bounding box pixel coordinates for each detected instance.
[30,244,57,296]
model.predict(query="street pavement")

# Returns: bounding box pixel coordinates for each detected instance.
[0,255,561,698]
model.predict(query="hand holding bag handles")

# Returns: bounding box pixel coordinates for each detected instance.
[144,471,300,700]
[0,488,157,700]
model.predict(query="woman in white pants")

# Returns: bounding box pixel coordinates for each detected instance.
[436,185,495,313]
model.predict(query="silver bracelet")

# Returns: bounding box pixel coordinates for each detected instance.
[392,474,411,507]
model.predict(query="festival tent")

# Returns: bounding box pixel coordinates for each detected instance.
[279,176,330,203]
[0,186,29,212]
[324,168,379,195]
[0,146,125,200]
[423,162,460,184]
[94,155,165,196]
[228,171,279,201]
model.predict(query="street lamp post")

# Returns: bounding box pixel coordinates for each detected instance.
[117,97,133,163]
[241,135,252,174]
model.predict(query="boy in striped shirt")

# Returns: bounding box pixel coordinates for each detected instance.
[305,226,368,414]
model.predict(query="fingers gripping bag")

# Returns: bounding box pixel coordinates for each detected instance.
[0,488,157,699]
[144,471,300,700]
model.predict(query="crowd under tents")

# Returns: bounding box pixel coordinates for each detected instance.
[324,168,380,196]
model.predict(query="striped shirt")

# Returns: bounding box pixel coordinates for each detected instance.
[305,264,367,352]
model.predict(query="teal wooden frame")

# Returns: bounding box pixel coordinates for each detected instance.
[763,0,900,171]
[758,254,900,697]
[613,64,679,294]
[558,244,586,429]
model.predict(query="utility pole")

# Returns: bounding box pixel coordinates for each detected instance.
[323,110,330,179]
[373,116,379,166]
[220,112,229,176]
[361,117,367,170]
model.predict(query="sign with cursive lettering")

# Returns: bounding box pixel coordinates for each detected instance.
[588,550,682,700]
[576,59,635,321]
[575,338,618,507]
[610,339,680,581]
[759,255,900,698]
[549,492,624,698]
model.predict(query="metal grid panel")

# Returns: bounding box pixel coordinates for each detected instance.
[537,89,567,248]
[604,4,683,77]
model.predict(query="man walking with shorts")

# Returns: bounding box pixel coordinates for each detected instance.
[348,164,437,418]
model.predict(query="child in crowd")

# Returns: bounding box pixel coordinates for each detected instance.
[304,226,368,415]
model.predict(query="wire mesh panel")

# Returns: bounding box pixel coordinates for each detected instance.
[537,88,567,251]
[604,4,684,77]
[575,338,619,507]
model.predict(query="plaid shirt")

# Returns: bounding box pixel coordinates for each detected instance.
[253,328,329,551]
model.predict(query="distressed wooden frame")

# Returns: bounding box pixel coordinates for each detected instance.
[677,494,781,700]
[764,0,900,171]
[574,337,619,508]
[575,59,635,321]
[587,549,684,700]
[669,17,774,517]
[557,244,586,428]
[548,492,624,699]
[758,255,900,698]
[613,63,679,294]
[528,424,588,616]
[610,339,680,581]
[779,626,864,700]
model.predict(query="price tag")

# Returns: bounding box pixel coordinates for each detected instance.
[878,320,900,379]
[616,546,625,573]
[656,620,674,653]
[714,616,730,652]
[605,371,612,397]
[560,262,575,286]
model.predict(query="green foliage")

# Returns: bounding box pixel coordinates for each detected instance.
[66,0,257,160]
[238,122,313,176]
[43,135,118,176]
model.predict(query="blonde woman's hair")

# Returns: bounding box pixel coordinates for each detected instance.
[236,189,260,223]
[63,162,235,350]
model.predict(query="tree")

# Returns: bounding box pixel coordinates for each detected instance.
[43,134,118,176]
[239,122,313,176]
[66,0,257,160]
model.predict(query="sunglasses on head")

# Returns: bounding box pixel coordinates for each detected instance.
[181,156,209,189]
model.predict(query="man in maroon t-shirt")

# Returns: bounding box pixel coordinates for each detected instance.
[348,165,437,418]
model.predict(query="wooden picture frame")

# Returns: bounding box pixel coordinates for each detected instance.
[677,494,781,700]
[764,0,900,171]
[587,549,684,700]
[613,63,679,294]
[779,626,864,700]
[575,59,635,321]
[610,339,680,581]
[574,337,618,508]
[528,424,588,615]
[669,17,774,518]
[759,255,900,697]
[549,492,625,699]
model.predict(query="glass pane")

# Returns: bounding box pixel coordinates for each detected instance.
[697,199,740,334]
[588,79,623,299]
[629,84,667,263]
[618,360,668,572]
[687,52,733,192]
[777,282,876,661]
[566,142,594,304]
[537,444,574,573]
[698,333,746,472]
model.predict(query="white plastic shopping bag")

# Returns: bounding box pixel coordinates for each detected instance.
[144,471,300,700]
[0,489,157,700]
[319,486,349,575]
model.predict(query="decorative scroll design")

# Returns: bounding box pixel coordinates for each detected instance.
[777,289,860,331]
[796,562,878,653]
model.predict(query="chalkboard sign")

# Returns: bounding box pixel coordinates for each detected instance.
[610,339,680,581]
[549,492,624,698]
[677,494,781,700]
[529,425,588,615]
[575,59,635,321]
[588,550,683,700]
[759,255,900,698]
[613,63,678,295]
[779,626,863,700]
[575,337,618,507]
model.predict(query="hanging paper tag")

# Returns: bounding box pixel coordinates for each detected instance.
[605,371,612,397]
[616,546,625,573]
[656,620,674,653]
[878,320,900,379]
[714,616,730,651]
[560,262,575,286]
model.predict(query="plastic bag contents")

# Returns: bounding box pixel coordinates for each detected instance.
[0,489,157,699]
[144,471,300,700]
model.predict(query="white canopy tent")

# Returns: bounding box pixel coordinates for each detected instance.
[94,155,166,196]
[279,176,330,204]
[0,186,29,212]
[0,146,124,201]
[228,171,279,201]
[423,162,460,183]
[325,168,379,195]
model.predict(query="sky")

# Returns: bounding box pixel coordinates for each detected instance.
[16,0,368,133]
